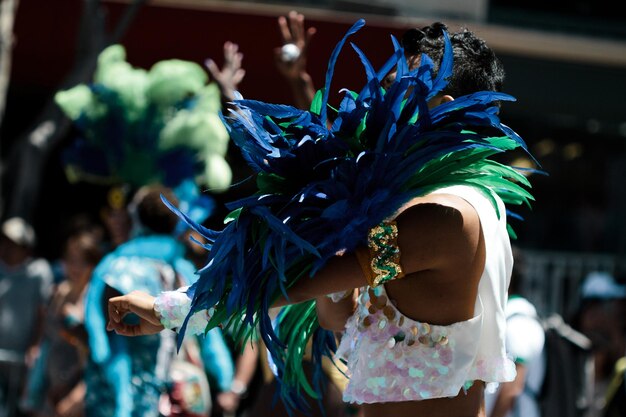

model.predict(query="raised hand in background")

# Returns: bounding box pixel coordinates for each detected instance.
[206,41,246,109]
[273,10,317,110]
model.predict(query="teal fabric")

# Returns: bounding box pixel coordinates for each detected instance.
[199,329,235,392]
[84,235,196,417]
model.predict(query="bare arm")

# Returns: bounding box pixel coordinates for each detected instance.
[489,362,527,417]
[315,290,357,332]
[278,193,480,305]
[108,193,480,335]
[217,340,259,414]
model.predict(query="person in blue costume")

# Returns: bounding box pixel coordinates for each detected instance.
[107,21,539,417]
[84,185,233,417]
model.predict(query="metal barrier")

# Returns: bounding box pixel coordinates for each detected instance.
[520,249,626,319]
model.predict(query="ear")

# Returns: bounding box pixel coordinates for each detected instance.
[427,94,454,109]
[439,94,454,104]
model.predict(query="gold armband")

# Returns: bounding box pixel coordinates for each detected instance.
[355,221,405,288]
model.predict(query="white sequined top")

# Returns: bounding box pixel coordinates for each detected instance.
[335,185,517,404]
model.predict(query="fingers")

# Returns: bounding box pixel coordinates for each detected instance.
[278,15,292,43]
[107,320,141,336]
[205,58,220,80]
[289,11,304,46]
[232,69,246,85]
[224,41,242,66]
[301,26,317,55]
[108,295,129,324]
[107,316,164,336]
[279,11,310,46]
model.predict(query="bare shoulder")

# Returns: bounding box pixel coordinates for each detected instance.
[394,192,479,222]
[392,192,482,274]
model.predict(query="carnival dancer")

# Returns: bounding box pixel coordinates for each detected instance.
[107,20,538,417]
[54,44,237,417]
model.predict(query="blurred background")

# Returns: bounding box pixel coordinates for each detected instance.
[1,1,626,417]
[3,0,624,318]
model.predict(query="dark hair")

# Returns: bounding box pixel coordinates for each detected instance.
[401,22,505,97]
[135,185,180,235]
[64,231,104,266]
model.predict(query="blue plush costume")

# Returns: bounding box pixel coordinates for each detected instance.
[84,235,234,417]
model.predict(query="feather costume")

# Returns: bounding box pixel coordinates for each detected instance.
[55,44,232,224]
[167,19,537,413]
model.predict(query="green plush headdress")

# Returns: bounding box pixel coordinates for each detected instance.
[55,44,232,192]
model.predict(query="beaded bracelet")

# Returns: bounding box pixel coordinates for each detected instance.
[355,221,405,288]
[153,286,213,335]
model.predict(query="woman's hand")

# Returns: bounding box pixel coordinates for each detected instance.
[205,41,246,105]
[274,11,316,81]
[274,10,317,110]
[107,290,164,336]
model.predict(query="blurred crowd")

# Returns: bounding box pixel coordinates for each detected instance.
[0,10,625,417]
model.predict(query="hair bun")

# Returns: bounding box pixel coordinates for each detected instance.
[401,28,425,54]
[424,22,448,38]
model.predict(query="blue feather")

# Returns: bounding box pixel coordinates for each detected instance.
[320,19,366,124]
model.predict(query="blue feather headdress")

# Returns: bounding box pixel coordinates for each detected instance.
[167,19,537,413]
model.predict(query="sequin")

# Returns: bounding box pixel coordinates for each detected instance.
[374,296,388,308]
[403,388,412,399]
[366,222,405,287]
[383,305,395,319]
[368,288,377,299]
[335,285,516,405]
[154,287,212,335]
[419,390,432,399]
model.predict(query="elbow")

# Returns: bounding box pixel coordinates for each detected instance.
[315,290,356,332]
[316,315,347,332]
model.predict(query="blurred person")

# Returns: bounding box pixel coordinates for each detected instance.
[100,185,133,251]
[211,338,259,417]
[107,19,538,417]
[21,226,104,417]
[573,271,626,416]
[83,185,200,417]
[485,246,546,417]
[0,217,53,417]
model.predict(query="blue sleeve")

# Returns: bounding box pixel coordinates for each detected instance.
[173,258,200,286]
[198,328,235,392]
[85,255,112,364]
